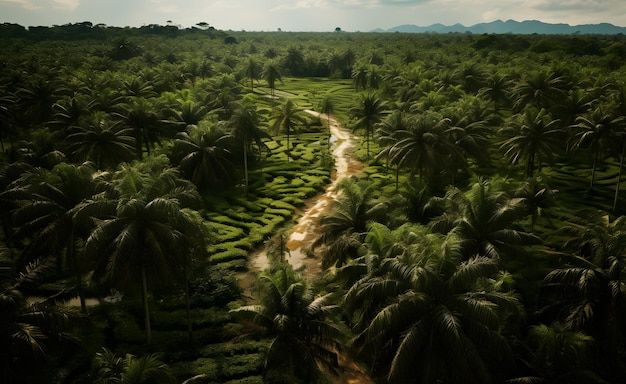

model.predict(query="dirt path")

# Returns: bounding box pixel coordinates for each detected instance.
[241,111,373,384]
[247,110,364,274]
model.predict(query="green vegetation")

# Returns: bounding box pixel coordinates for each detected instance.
[2,22,626,384]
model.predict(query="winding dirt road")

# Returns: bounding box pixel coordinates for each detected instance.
[248,110,364,273]
[245,110,373,384]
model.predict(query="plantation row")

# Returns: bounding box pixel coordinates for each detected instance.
[1,27,626,383]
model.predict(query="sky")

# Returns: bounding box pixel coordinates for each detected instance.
[1,0,625,32]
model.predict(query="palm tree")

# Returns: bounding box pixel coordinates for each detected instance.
[351,64,369,91]
[91,348,175,384]
[541,214,626,382]
[499,108,564,178]
[114,98,163,160]
[165,100,208,129]
[444,104,491,185]
[479,72,513,115]
[8,162,99,312]
[17,76,67,125]
[228,100,269,195]
[283,47,305,76]
[344,228,522,384]
[349,92,388,158]
[571,105,626,191]
[312,177,388,269]
[170,122,236,192]
[383,113,457,183]
[454,62,486,94]
[243,56,261,91]
[262,60,282,98]
[513,179,558,231]
[85,161,204,344]
[1,260,86,384]
[65,113,135,170]
[429,179,540,262]
[521,323,601,383]
[230,263,342,383]
[49,96,98,135]
[0,92,17,151]
[512,70,567,111]
[269,99,308,160]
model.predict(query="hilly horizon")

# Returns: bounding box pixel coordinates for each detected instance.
[372,19,626,35]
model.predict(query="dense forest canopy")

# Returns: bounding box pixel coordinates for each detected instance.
[2,22,626,384]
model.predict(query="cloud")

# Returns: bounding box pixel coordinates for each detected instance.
[53,0,80,11]
[0,0,40,10]
[1,0,79,11]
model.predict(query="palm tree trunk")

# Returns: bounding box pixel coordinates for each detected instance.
[613,141,626,211]
[395,164,399,192]
[366,124,370,159]
[590,150,599,191]
[327,112,331,148]
[69,228,87,313]
[243,142,249,196]
[183,266,193,345]
[141,264,152,345]
[135,128,143,160]
[286,124,291,161]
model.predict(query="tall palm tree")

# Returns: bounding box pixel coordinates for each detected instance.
[429,179,540,262]
[344,228,522,384]
[170,122,236,192]
[65,113,135,170]
[383,113,457,183]
[312,177,388,269]
[351,64,369,91]
[479,72,513,115]
[522,323,601,383]
[444,104,491,184]
[85,161,204,344]
[8,162,99,312]
[375,110,408,190]
[269,99,308,160]
[49,96,98,135]
[0,91,17,151]
[349,92,388,158]
[283,46,305,76]
[499,108,564,178]
[513,179,558,231]
[571,105,626,191]
[164,100,208,129]
[512,70,567,111]
[230,264,342,383]
[262,60,282,98]
[17,76,67,126]
[227,100,269,195]
[541,214,626,382]
[114,98,163,160]
[243,56,261,91]
[1,260,86,384]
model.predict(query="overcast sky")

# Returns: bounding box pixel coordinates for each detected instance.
[1,0,625,32]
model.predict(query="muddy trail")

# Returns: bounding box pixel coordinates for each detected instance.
[237,110,373,384]
[246,110,363,275]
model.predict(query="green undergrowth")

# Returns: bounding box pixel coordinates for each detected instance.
[201,129,333,271]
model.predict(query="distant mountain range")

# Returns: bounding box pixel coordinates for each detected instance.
[371,19,626,35]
